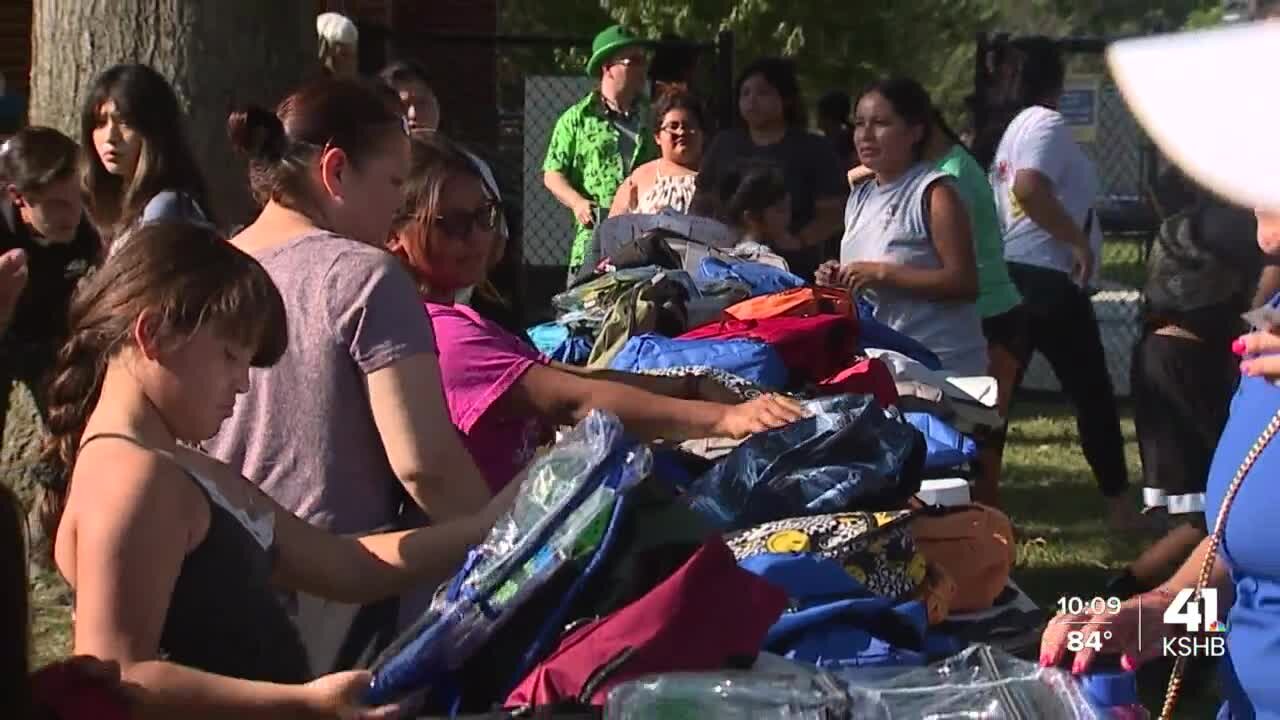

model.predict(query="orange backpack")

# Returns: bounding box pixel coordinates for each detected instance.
[724,286,854,321]
[910,504,1015,613]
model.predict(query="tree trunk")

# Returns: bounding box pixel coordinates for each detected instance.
[28,0,316,227]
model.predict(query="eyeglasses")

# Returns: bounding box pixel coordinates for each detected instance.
[659,123,701,135]
[433,203,501,238]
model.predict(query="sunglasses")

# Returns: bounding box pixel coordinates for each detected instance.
[433,203,501,238]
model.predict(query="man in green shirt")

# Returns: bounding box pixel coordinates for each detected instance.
[543,25,659,276]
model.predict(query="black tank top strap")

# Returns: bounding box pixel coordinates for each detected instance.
[73,431,311,681]
[78,432,152,453]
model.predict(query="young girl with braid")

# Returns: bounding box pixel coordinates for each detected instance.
[43,221,513,719]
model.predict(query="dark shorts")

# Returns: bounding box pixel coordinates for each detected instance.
[981,303,1031,360]
[1131,332,1238,513]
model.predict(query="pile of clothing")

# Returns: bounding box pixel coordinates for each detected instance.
[532,236,996,480]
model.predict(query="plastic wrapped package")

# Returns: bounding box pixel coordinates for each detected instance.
[605,671,853,720]
[605,646,1101,720]
[364,412,649,706]
[686,394,924,530]
[461,421,646,598]
[839,645,1101,720]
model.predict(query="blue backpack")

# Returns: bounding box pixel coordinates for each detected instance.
[904,412,978,472]
[608,333,789,389]
[364,412,649,710]
[697,257,805,297]
[686,394,925,531]
[740,553,963,669]
[527,322,570,356]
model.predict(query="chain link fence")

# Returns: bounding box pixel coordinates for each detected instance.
[387,30,734,323]
[976,34,1159,397]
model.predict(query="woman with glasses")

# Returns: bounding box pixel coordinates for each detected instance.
[391,132,805,494]
[609,89,705,217]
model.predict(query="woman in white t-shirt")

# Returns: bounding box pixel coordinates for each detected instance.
[986,37,1142,532]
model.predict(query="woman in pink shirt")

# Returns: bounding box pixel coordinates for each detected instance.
[389,133,805,493]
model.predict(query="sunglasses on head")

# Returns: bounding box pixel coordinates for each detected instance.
[433,203,501,238]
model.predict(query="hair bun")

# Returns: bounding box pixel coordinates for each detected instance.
[227,105,287,161]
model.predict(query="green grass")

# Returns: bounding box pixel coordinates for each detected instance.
[30,565,70,668]
[1003,397,1143,602]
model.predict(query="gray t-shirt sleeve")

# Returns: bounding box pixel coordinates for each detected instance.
[322,249,436,374]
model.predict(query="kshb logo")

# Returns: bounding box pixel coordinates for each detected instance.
[1163,588,1226,632]
[1161,588,1228,658]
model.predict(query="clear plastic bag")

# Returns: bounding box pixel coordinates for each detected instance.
[605,671,852,720]
[365,411,649,706]
[461,411,645,596]
[839,645,1100,720]
[603,646,1100,720]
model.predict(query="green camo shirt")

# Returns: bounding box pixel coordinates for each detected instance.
[543,91,658,268]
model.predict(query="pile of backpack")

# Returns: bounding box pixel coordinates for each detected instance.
[366,235,1034,716]
[530,224,998,481]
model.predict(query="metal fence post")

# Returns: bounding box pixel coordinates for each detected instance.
[715,30,736,130]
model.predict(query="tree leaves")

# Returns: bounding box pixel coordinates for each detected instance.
[501,0,1221,126]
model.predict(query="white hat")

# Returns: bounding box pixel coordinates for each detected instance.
[1107,21,1280,210]
[316,12,358,46]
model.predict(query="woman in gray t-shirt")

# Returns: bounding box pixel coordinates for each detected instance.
[820,77,987,376]
[206,79,493,674]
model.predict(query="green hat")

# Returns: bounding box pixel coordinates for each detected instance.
[587,25,644,76]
